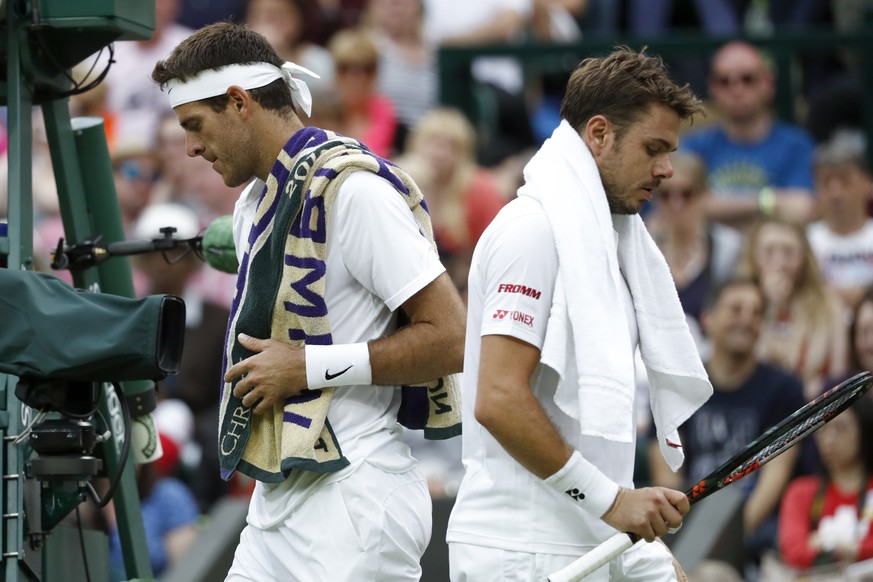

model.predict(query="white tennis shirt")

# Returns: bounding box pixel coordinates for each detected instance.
[447,196,640,553]
[232,170,445,528]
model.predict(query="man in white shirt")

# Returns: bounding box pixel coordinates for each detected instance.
[806,130,873,309]
[152,22,466,581]
[447,47,712,581]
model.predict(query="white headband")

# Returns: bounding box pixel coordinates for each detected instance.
[166,61,321,117]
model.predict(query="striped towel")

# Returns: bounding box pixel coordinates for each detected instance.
[218,129,461,482]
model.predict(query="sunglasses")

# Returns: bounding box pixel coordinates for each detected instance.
[711,72,761,88]
[656,188,697,202]
[116,160,159,182]
[337,62,376,75]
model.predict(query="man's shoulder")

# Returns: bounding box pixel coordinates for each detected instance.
[482,197,551,239]
[680,125,724,151]
[768,121,815,149]
[748,363,804,397]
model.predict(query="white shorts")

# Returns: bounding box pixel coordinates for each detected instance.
[226,463,432,582]
[449,539,677,582]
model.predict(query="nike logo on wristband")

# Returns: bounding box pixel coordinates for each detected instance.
[324,365,353,381]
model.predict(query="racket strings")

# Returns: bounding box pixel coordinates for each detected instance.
[724,388,861,483]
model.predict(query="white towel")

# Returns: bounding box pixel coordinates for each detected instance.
[518,120,712,471]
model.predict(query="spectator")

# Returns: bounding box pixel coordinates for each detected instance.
[648,277,806,577]
[245,0,334,95]
[626,0,744,37]
[0,111,59,223]
[111,140,162,237]
[738,217,849,399]
[69,62,118,152]
[422,0,536,165]
[645,152,743,338]
[150,112,205,205]
[778,393,873,570]
[396,108,508,296]
[682,41,816,230]
[99,0,193,148]
[132,203,233,510]
[529,0,583,42]
[178,0,246,29]
[309,0,368,46]
[104,459,200,581]
[807,130,873,310]
[365,0,438,152]
[328,27,398,158]
[153,398,196,479]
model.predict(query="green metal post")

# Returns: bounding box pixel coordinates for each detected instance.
[4,1,33,580]
[42,102,101,291]
[69,117,155,582]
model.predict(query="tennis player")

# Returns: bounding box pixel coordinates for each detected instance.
[152,22,466,581]
[446,47,713,581]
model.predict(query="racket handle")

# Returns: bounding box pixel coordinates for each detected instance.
[547,533,637,582]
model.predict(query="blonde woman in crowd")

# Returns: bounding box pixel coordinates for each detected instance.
[328,27,397,158]
[397,108,508,294]
[738,217,849,400]
[365,0,437,152]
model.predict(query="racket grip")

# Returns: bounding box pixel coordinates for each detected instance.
[547,533,637,582]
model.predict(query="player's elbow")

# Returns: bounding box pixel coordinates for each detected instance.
[473,378,512,430]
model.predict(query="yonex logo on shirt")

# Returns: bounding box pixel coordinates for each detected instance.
[492,309,534,327]
[498,283,542,300]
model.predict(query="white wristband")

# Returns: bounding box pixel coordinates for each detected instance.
[544,450,621,518]
[304,343,372,389]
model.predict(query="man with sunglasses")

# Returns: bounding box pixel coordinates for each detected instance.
[682,41,816,231]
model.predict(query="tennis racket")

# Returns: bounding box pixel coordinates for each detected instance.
[548,370,873,582]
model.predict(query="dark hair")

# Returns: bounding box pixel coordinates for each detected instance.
[809,393,873,538]
[849,286,873,372]
[151,21,296,116]
[855,395,873,476]
[702,276,763,314]
[560,46,704,140]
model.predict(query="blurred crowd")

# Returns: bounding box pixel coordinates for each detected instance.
[3,0,873,580]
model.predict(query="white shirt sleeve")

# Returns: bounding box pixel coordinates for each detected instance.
[332,171,445,311]
[478,209,557,349]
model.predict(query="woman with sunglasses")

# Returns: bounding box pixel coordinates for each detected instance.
[646,152,743,344]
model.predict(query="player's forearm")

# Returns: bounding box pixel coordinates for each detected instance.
[475,374,573,479]
[368,318,465,385]
[647,441,683,489]
[744,450,798,533]
[703,196,759,226]
[369,273,466,385]
[702,189,815,226]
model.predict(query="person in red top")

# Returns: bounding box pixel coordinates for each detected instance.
[328,26,398,158]
[778,393,873,569]
[396,107,508,296]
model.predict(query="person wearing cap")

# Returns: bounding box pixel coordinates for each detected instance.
[151,22,465,581]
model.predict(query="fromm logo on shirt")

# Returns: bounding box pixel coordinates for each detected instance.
[497,283,541,300]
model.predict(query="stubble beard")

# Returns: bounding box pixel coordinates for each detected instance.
[602,171,640,215]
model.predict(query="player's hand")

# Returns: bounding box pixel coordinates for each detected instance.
[225,334,308,414]
[601,486,689,543]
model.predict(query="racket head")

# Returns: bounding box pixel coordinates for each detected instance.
[685,370,873,504]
